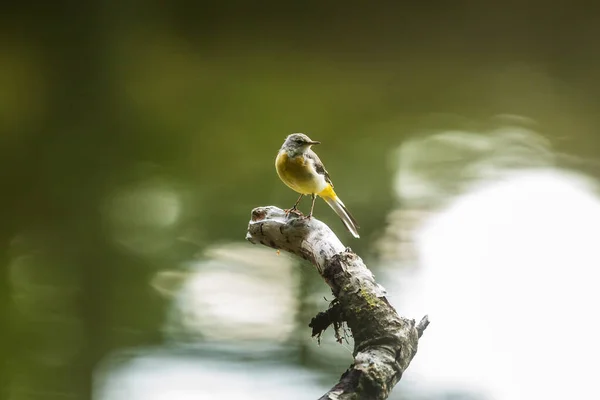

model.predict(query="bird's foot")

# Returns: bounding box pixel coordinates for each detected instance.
[284,207,304,218]
[301,213,313,220]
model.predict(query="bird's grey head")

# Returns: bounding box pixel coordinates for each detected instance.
[281,133,320,154]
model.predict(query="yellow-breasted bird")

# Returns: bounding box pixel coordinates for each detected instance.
[275,133,360,238]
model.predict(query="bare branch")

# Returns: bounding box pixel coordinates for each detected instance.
[247,206,429,400]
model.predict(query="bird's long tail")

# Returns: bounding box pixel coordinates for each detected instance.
[319,187,360,238]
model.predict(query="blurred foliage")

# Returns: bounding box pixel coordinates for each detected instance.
[1,1,600,399]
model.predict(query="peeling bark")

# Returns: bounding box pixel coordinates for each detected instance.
[246,206,429,400]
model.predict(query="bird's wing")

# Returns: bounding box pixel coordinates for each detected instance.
[306,150,334,188]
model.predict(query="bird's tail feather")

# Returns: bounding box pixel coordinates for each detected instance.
[322,194,360,238]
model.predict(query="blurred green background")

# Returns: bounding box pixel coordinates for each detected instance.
[2,1,600,399]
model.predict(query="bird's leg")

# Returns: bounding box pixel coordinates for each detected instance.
[285,194,304,216]
[305,194,317,219]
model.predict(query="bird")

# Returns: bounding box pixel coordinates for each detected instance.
[275,133,360,238]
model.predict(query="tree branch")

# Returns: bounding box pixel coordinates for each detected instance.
[246,206,429,400]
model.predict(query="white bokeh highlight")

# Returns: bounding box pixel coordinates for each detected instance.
[95,350,327,400]
[397,169,600,399]
[162,243,298,343]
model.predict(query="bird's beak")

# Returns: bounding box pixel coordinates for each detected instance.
[308,140,321,145]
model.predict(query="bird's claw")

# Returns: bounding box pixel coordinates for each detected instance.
[284,208,304,218]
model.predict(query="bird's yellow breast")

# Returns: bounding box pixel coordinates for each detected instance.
[276,151,324,195]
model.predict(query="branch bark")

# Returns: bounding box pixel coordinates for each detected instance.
[246,206,429,400]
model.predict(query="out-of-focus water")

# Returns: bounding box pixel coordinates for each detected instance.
[2,2,600,399]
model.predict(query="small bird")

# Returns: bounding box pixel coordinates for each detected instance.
[275,133,360,238]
